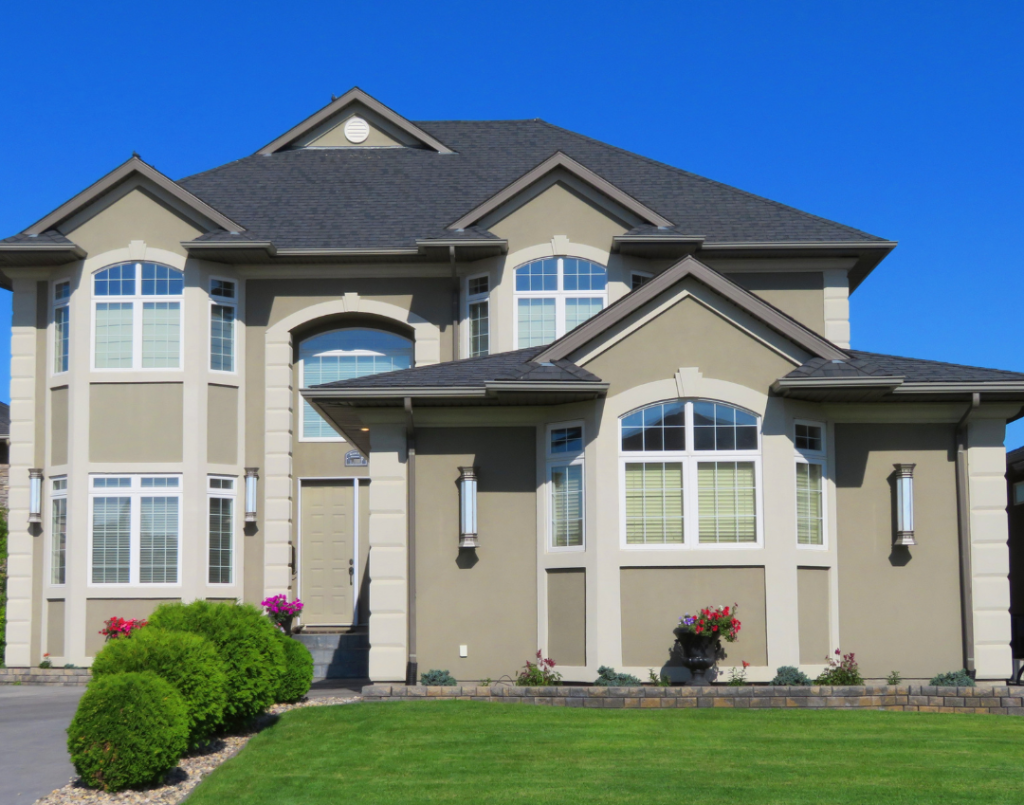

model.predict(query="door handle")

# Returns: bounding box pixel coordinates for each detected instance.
[349,558,354,585]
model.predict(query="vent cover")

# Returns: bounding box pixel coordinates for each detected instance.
[343,116,370,144]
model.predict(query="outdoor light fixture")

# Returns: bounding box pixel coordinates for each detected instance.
[245,467,259,523]
[894,463,916,546]
[458,466,478,548]
[28,468,43,523]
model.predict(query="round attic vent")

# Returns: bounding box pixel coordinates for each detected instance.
[344,116,370,144]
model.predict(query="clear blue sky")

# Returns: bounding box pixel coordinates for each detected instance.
[2,1,1022,442]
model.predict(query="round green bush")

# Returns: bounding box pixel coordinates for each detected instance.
[273,631,314,702]
[770,666,812,686]
[67,672,188,792]
[149,600,285,727]
[91,627,228,747]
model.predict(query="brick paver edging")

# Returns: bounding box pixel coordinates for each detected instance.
[0,667,91,686]
[362,684,1024,715]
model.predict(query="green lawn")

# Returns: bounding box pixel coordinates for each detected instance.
[187,702,1024,805]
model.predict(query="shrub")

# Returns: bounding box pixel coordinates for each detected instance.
[274,632,314,702]
[771,666,812,686]
[594,666,642,687]
[149,600,284,727]
[516,651,562,686]
[647,669,670,687]
[887,670,903,685]
[67,672,188,792]
[420,669,457,686]
[815,649,864,685]
[91,627,228,747]
[930,669,975,687]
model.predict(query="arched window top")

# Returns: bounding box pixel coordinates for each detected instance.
[515,257,607,292]
[620,400,759,453]
[514,257,608,348]
[93,262,183,297]
[300,328,413,360]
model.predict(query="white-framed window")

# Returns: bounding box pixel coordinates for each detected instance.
[92,262,184,370]
[794,420,827,548]
[299,328,414,440]
[50,477,67,585]
[466,274,489,358]
[53,281,70,374]
[620,400,762,548]
[1014,480,1024,506]
[514,257,607,348]
[89,475,182,586]
[210,278,236,373]
[208,476,235,585]
[631,271,652,291]
[547,421,585,551]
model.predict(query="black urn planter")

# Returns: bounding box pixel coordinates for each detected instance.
[673,628,721,685]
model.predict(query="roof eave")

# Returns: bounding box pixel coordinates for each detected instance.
[0,242,86,268]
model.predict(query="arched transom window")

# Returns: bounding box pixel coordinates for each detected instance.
[93,262,184,370]
[514,257,607,348]
[620,400,761,548]
[299,328,413,440]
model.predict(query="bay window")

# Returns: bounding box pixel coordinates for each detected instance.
[53,281,70,374]
[208,476,235,584]
[794,421,827,548]
[620,400,762,548]
[514,257,607,348]
[51,477,67,584]
[548,422,585,550]
[466,274,489,357]
[210,278,236,372]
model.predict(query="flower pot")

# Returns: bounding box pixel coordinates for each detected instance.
[673,628,721,685]
[278,615,295,635]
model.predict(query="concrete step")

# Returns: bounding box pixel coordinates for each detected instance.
[294,633,369,651]
[295,634,370,679]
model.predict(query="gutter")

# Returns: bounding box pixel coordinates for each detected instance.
[404,397,418,686]
[955,392,980,677]
[304,386,488,400]
[770,376,904,394]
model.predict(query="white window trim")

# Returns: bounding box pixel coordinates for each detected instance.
[207,475,237,586]
[49,477,68,586]
[209,276,238,375]
[87,474,183,588]
[546,421,586,553]
[794,419,828,550]
[90,263,185,372]
[51,279,71,377]
[618,400,764,550]
[630,271,653,291]
[464,272,490,358]
[512,257,608,349]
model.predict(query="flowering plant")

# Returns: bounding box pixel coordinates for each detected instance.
[516,650,562,686]
[815,648,863,685]
[261,594,304,631]
[39,653,52,669]
[727,660,750,686]
[676,604,741,643]
[99,616,147,642]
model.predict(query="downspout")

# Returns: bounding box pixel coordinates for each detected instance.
[404,396,418,685]
[956,392,980,676]
[450,245,460,361]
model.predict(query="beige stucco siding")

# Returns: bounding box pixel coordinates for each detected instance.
[46,599,65,657]
[50,386,68,466]
[207,384,239,465]
[414,427,537,680]
[547,569,586,666]
[85,598,179,657]
[730,272,825,336]
[89,383,184,463]
[620,567,768,670]
[834,424,963,679]
[797,567,830,664]
[306,114,403,148]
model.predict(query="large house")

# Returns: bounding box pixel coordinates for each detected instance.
[1,88,1020,682]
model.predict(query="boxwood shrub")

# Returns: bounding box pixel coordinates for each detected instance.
[149,600,284,726]
[67,672,188,792]
[594,666,643,686]
[91,627,228,747]
[273,631,314,703]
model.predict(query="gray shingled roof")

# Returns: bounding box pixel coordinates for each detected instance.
[312,346,601,390]
[786,350,1024,383]
[175,120,887,251]
[0,401,9,436]
[1,231,76,245]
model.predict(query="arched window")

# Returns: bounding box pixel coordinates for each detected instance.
[514,257,607,348]
[620,400,761,548]
[92,262,184,370]
[299,328,413,440]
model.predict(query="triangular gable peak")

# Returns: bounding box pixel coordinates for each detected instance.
[24,155,243,237]
[449,151,673,231]
[256,87,454,155]
[535,254,849,365]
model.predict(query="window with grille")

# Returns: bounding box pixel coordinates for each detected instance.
[514,257,607,348]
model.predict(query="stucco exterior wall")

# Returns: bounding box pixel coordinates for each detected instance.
[84,598,179,657]
[797,566,830,664]
[547,569,586,667]
[730,272,825,337]
[89,383,184,463]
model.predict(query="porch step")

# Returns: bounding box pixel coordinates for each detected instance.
[294,633,369,680]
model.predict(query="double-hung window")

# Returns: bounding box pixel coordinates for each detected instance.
[208,476,235,584]
[794,421,827,548]
[51,477,67,585]
[93,262,184,370]
[89,475,182,585]
[514,257,607,348]
[466,274,490,357]
[620,400,762,548]
[547,422,585,550]
[53,281,70,374]
[210,278,237,372]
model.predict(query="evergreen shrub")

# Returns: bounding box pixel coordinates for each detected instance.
[274,631,314,702]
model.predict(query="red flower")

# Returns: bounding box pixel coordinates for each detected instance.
[742,661,750,668]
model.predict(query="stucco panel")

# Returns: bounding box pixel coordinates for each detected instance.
[85,598,179,657]
[50,386,68,466]
[730,272,825,336]
[89,383,183,463]
[547,569,586,667]
[46,599,65,657]
[797,567,830,664]
[207,384,239,465]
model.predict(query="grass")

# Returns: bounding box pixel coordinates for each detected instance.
[187,701,1024,804]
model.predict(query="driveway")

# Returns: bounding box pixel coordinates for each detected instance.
[0,685,84,803]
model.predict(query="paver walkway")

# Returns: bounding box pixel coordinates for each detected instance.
[0,685,84,802]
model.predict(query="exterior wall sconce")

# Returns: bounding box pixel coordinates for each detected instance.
[458,466,478,548]
[245,467,259,523]
[894,463,916,546]
[28,468,43,523]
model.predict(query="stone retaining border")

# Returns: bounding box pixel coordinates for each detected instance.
[361,684,1024,715]
[0,667,91,686]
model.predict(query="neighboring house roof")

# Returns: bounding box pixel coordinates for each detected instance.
[1007,445,1024,473]
[0,401,9,438]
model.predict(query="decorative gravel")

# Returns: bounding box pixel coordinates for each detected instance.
[34,695,361,805]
